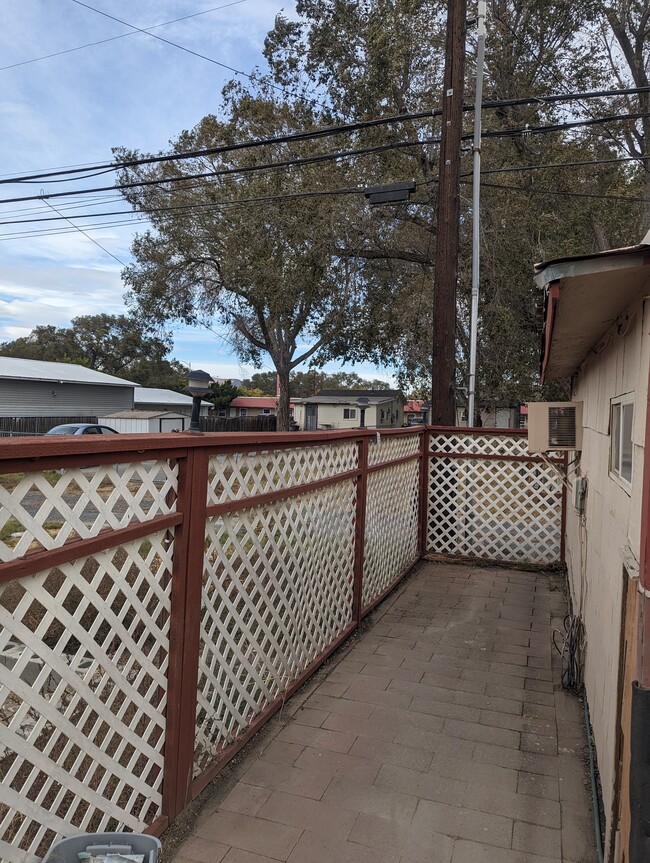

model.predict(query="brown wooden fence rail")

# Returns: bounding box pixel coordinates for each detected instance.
[0,427,564,861]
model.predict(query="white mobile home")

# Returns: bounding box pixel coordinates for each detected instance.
[535,234,650,861]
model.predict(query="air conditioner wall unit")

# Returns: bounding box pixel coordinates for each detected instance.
[527,401,583,452]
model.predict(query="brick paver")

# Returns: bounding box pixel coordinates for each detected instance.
[171,562,598,863]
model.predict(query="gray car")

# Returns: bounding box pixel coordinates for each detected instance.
[46,423,119,435]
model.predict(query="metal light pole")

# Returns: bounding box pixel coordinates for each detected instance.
[184,369,213,433]
[356,396,369,429]
[467,0,486,427]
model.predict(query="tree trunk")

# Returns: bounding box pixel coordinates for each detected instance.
[275,364,292,432]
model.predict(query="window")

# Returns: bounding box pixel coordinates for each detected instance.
[217,409,226,417]
[343,408,357,420]
[610,394,634,486]
[263,408,271,414]
[239,408,248,417]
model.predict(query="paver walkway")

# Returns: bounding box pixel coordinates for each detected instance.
[171,561,598,863]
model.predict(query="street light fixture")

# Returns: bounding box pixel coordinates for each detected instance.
[363,181,416,205]
[356,396,370,429]
[184,369,213,432]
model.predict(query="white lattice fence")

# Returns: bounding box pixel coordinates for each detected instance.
[427,432,563,564]
[195,481,355,776]
[0,461,177,562]
[0,458,176,863]
[206,443,357,505]
[363,460,420,607]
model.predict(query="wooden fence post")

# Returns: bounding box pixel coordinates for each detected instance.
[418,428,430,557]
[161,444,210,821]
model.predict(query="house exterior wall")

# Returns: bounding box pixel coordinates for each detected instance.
[0,379,134,417]
[564,297,649,843]
[292,400,402,430]
[228,406,276,418]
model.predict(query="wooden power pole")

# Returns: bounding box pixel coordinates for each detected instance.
[431,0,467,426]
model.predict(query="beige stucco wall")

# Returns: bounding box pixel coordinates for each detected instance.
[292,400,403,429]
[564,297,649,842]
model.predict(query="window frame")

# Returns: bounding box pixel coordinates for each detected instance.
[343,408,357,420]
[609,392,634,491]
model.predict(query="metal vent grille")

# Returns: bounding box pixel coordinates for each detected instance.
[548,405,577,448]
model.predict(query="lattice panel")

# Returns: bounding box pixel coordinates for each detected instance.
[0,461,178,563]
[368,433,420,467]
[362,460,420,607]
[206,443,358,506]
[0,531,171,862]
[427,454,563,564]
[195,481,355,776]
[430,432,531,458]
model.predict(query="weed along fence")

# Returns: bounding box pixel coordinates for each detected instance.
[0,427,564,861]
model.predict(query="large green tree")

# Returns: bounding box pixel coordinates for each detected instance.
[260,0,645,411]
[116,92,360,431]
[0,314,186,388]
[242,370,392,397]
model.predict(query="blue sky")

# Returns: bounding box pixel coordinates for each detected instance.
[0,0,395,384]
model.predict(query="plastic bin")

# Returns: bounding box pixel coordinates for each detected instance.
[43,832,161,863]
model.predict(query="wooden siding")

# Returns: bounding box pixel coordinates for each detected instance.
[564,296,649,853]
[0,379,134,417]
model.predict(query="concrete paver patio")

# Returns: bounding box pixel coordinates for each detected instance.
[170,561,598,863]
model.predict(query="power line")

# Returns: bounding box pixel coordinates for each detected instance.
[491,11,638,161]
[1,111,648,208]
[461,154,649,177]
[1,173,647,242]
[68,0,327,110]
[5,151,647,225]
[0,1,250,71]
[41,200,128,266]
[475,179,649,204]
[0,148,650,226]
[3,85,649,187]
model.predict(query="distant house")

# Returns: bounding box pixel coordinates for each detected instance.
[535,233,650,860]
[292,390,405,431]
[404,399,425,423]
[0,356,137,417]
[226,396,279,418]
[134,387,211,417]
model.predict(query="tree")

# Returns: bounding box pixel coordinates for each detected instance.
[261,0,644,411]
[0,314,186,388]
[241,370,392,397]
[115,92,359,431]
[595,0,650,226]
[207,380,241,411]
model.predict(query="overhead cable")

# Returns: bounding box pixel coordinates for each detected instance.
[2,85,649,187]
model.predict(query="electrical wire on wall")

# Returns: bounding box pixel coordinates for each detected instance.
[553,613,585,692]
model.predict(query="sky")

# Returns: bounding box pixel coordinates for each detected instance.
[0,0,395,385]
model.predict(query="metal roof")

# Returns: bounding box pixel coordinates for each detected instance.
[100,410,187,419]
[134,387,204,405]
[535,237,650,382]
[230,397,277,408]
[0,357,138,387]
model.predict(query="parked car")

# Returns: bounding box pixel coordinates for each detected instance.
[46,423,119,435]
[407,417,424,426]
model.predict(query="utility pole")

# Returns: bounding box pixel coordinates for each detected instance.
[467,0,486,427]
[431,0,467,426]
